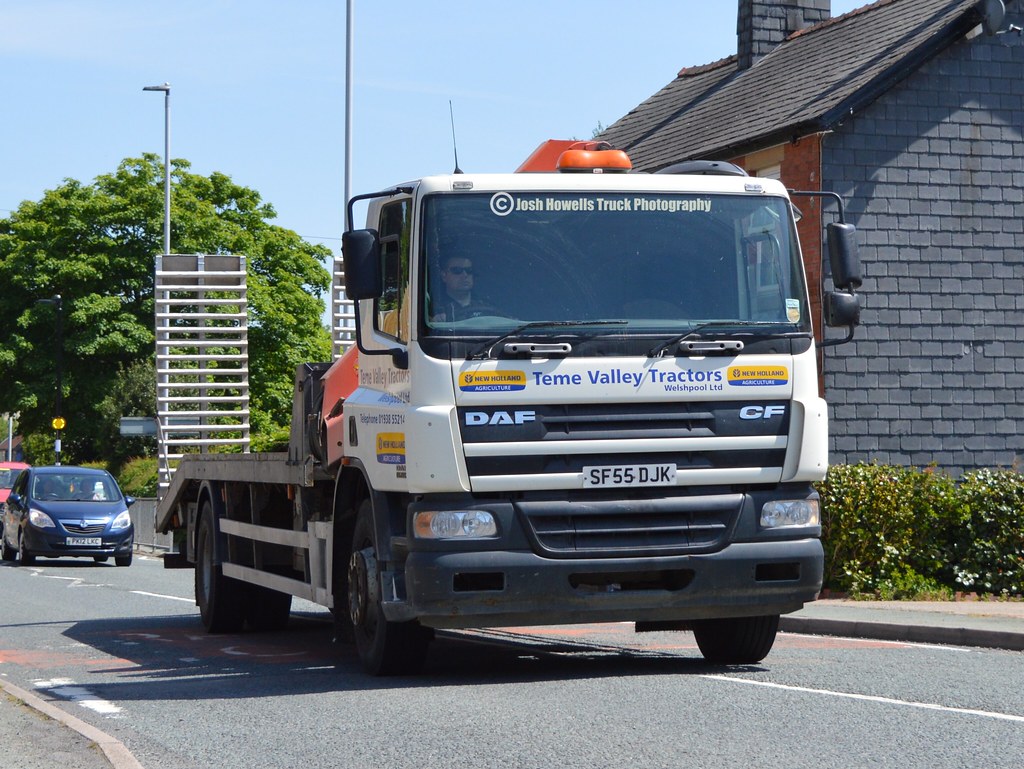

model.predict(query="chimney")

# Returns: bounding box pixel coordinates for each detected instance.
[737,0,831,70]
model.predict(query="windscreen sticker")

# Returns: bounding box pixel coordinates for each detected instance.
[490,192,712,217]
[786,298,801,323]
[727,366,789,387]
[459,370,527,392]
[376,432,406,464]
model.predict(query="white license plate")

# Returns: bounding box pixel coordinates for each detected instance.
[582,464,676,488]
[66,537,102,547]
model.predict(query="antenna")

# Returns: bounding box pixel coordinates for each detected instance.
[449,100,463,174]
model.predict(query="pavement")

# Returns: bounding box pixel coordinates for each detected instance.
[2,598,1022,769]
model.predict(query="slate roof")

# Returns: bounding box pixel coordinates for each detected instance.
[600,0,985,170]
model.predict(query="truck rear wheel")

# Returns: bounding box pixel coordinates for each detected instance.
[196,503,245,633]
[244,584,292,631]
[348,499,430,675]
[692,614,779,665]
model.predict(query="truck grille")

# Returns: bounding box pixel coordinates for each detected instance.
[458,401,790,494]
[518,493,741,557]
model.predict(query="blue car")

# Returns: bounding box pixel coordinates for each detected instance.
[1,466,135,567]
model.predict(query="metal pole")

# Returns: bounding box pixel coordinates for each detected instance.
[144,83,172,255]
[345,0,353,211]
[54,296,63,466]
[162,87,171,255]
[6,415,12,462]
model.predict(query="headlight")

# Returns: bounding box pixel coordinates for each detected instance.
[760,499,819,529]
[111,511,132,531]
[28,509,56,528]
[413,510,498,539]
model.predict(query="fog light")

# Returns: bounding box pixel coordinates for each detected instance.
[760,499,819,528]
[414,510,498,539]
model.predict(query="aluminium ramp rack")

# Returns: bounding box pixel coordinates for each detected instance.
[155,254,250,498]
[332,254,356,359]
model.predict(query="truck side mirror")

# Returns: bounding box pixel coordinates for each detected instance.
[824,290,861,328]
[827,222,862,291]
[342,229,383,300]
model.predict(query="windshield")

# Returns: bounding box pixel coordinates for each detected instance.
[0,469,19,489]
[421,191,809,339]
[30,473,123,502]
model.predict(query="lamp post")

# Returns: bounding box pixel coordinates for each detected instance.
[35,295,64,465]
[143,82,171,255]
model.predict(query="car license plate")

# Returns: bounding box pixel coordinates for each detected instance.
[66,537,102,547]
[582,464,676,488]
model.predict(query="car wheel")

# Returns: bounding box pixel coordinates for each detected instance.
[1,530,16,562]
[17,532,35,567]
[115,553,132,567]
[348,498,431,675]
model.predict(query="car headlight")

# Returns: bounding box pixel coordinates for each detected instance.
[111,511,132,531]
[760,499,819,529]
[413,510,498,539]
[28,509,56,528]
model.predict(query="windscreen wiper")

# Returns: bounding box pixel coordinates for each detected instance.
[467,320,627,360]
[646,320,788,358]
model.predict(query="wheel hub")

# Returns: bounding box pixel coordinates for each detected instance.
[348,546,378,627]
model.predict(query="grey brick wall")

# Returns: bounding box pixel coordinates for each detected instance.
[822,14,1024,475]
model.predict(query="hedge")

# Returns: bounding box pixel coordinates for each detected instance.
[816,463,1024,599]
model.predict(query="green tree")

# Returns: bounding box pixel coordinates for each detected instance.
[0,154,332,464]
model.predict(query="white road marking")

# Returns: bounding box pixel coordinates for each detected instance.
[704,674,1024,723]
[131,590,193,603]
[34,678,122,716]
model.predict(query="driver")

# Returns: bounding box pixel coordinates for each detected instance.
[431,256,496,322]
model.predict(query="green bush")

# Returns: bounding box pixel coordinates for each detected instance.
[817,463,957,598]
[817,462,1024,600]
[951,469,1024,596]
[117,457,159,498]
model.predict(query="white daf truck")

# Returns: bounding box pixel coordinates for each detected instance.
[157,142,862,675]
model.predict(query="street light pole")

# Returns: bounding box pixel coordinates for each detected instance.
[36,295,64,465]
[143,82,172,255]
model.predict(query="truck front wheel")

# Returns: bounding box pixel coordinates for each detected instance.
[196,504,245,633]
[692,614,779,665]
[348,499,430,675]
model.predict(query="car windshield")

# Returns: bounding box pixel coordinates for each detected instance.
[0,469,19,489]
[421,191,809,336]
[31,474,122,502]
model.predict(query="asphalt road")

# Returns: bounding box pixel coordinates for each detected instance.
[1,556,1023,769]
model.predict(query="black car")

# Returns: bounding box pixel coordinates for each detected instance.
[1,466,135,566]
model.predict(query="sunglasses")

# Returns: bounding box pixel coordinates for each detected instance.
[446,266,474,275]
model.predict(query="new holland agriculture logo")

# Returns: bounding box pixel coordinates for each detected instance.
[727,366,789,387]
[376,432,406,465]
[459,370,527,392]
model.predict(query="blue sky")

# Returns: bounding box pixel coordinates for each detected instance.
[1,0,863,258]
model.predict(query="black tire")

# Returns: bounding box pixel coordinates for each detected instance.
[115,553,132,567]
[692,614,780,665]
[1,531,16,562]
[17,532,35,567]
[195,503,245,633]
[348,499,431,675]
[243,584,292,631]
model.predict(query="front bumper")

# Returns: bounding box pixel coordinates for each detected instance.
[390,537,823,628]
[23,526,134,559]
